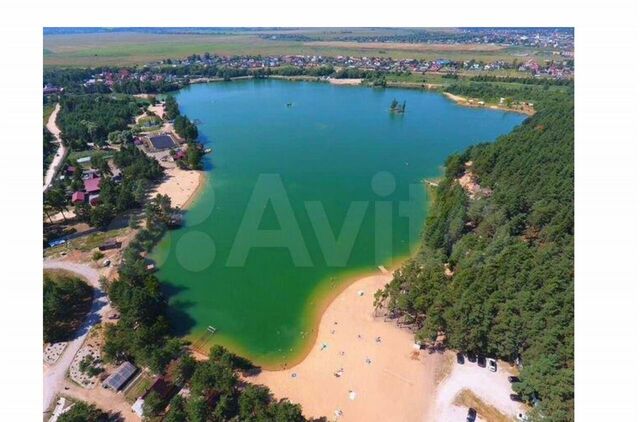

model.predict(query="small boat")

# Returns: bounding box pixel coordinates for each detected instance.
[204,148,212,154]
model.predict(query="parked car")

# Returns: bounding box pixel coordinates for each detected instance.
[466,353,477,363]
[477,355,486,368]
[510,393,524,402]
[456,352,465,364]
[466,408,477,422]
[488,358,497,372]
[508,376,521,383]
[516,413,529,421]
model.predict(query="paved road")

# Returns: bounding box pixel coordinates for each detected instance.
[43,261,111,412]
[43,104,68,192]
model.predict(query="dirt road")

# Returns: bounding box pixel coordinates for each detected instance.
[43,104,68,192]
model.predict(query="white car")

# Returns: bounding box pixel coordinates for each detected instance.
[488,358,497,372]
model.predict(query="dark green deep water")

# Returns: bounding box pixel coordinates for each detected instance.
[152,79,524,366]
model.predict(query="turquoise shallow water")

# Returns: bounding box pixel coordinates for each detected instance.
[151,79,525,366]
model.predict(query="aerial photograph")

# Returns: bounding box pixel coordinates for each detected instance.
[41,27,574,422]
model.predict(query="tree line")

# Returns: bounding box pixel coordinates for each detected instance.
[165,95,205,170]
[57,94,141,150]
[157,346,314,421]
[43,127,56,174]
[43,271,93,343]
[443,80,573,104]
[469,74,574,86]
[376,88,574,421]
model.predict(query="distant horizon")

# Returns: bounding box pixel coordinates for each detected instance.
[44,27,575,35]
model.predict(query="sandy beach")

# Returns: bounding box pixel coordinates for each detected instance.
[248,273,441,422]
[443,92,535,116]
[151,167,205,210]
[328,78,363,85]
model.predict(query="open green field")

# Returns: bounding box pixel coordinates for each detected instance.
[123,372,153,403]
[43,32,555,67]
[67,149,114,164]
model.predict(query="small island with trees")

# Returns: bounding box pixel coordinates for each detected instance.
[389,98,406,114]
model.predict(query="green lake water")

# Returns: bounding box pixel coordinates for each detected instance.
[151,79,524,367]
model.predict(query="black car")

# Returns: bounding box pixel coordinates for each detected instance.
[510,393,524,402]
[456,352,465,364]
[508,376,521,383]
[477,355,486,368]
[467,408,477,422]
[466,353,477,363]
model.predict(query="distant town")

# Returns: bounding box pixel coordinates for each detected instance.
[44,49,573,97]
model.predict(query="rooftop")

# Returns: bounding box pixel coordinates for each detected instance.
[84,177,101,193]
[149,134,176,151]
[71,191,85,203]
[102,361,137,391]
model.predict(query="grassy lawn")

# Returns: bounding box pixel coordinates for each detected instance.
[74,228,129,252]
[45,227,130,257]
[383,72,451,85]
[453,389,512,422]
[67,149,114,165]
[124,372,154,404]
[135,115,163,132]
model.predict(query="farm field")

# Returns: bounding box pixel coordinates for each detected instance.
[43,32,554,67]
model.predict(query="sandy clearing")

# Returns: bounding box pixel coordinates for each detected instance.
[328,78,363,85]
[443,92,535,116]
[435,354,526,421]
[150,167,205,210]
[147,103,165,119]
[443,92,467,103]
[60,380,139,422]
[248,273,440,422]
[44,208,77,224]
[44,104,69,192]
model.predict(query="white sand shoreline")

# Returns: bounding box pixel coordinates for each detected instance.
[328,78,363,85]
[150,166,205,210]
[248,273,441,422]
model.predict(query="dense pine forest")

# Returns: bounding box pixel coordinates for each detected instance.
[377,88,574,421]
[57,95,140,150]
[445,80,572,104]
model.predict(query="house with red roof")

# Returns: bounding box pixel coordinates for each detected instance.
[84,177,101,195]
[71,191,85,204]
[174,150,187,160]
